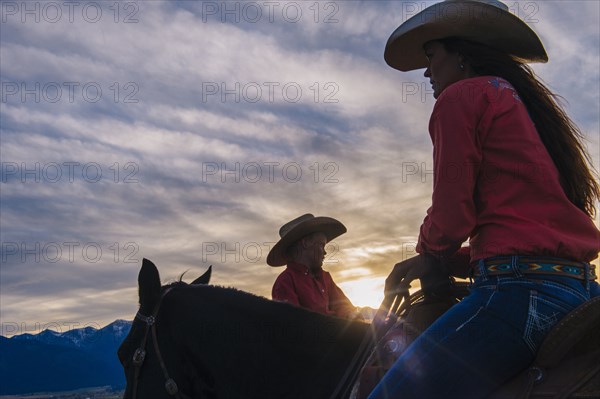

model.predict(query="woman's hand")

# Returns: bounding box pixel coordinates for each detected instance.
[384,254,451,302]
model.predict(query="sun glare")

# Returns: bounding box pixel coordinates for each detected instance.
[338,277,386,310]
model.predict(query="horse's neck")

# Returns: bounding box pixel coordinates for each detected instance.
[176,286,369,398]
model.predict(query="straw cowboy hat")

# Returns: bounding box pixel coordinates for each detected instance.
[267,214,347,267]
[384,0,548,71]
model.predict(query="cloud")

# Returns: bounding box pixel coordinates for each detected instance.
[1,0,598,334]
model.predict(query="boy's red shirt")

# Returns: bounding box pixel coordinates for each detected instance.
[272,261,356,318]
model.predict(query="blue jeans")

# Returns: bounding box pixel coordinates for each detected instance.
[368,271,595,399]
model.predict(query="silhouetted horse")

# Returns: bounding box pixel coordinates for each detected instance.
[118,259,372,399]
[119,259,600,399]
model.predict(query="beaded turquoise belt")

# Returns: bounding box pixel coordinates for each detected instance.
[474,256,597,281]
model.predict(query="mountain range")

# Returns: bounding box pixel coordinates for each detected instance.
[0,320,131,395]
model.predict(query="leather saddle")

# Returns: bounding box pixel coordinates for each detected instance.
[489,295,600,398]
[354,291,600,399]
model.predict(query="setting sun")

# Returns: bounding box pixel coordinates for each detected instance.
[338,276,386,309]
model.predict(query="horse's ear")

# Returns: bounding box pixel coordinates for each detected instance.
[139,258,161,312]
[192,265,212,285]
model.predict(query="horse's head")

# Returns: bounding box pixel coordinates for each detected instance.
[118,258,212,399]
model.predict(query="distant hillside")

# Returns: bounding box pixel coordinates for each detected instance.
[0,320,131,395]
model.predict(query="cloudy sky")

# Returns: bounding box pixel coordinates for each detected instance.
[1,0,599,336]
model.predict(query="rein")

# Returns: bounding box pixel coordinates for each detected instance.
[342,283,470,399]
[131,286,192,399]
[328,297,406,399]
[328,324,375,399]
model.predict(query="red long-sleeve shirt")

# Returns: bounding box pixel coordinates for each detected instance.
[272,261,356,318]
[416,76,600,263]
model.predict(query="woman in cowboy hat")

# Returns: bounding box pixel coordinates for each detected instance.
[267,214,358,319]
[375,0,600,398]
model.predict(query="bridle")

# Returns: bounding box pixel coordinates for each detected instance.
[130,286,192,399]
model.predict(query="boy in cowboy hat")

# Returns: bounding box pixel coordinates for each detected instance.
[267,214,358,319]
[374,0,600,398]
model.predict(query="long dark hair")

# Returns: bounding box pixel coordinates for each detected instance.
[439,37,599,217]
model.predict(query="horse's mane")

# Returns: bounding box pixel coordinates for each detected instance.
[160,279,356,327]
